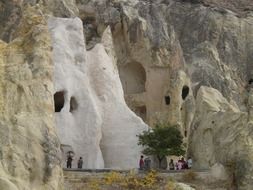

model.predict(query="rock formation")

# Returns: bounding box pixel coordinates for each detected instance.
[0,6,62,190]
[75,0,253,188]
[0,0,253,189]
[48,17,147,169]
[189,87,253,188]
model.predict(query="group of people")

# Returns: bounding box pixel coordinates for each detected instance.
[66,156,83,169]
[139,155,193,170]
[169,157,192,170]
[67,155,192,170]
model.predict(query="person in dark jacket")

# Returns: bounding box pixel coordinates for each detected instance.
[67,155,73,168]
[78,157,83,169]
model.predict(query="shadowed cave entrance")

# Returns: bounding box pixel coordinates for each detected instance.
[165,96,171,105]
[119,62,146,94]
[182,86,189,100]
[54,91,65,112]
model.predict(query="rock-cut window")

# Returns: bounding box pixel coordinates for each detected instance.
[165,96,170,105]
[54,91,65,112]
[182,86,189,100]
[70,97,78,112]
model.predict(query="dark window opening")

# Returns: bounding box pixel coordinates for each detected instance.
[249,79,253,84]
[184,130,187,137]
[165,96,170,105]
[54,91,65,112]
[70,97,78,112]
[182,86,189,100]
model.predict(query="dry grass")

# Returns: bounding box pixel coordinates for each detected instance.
[85,170,180,190]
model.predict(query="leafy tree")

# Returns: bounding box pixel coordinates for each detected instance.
[137,123,185,168]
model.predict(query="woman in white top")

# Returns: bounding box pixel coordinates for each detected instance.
[187,157,192,169]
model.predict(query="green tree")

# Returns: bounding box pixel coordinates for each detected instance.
[137,123,185,168]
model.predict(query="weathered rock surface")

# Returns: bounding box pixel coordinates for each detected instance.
[211,163,228,181]
[48,17,148,169]
[189,86,253,189]
[0,6,62,190]
[75,0,253,188]
[0,0,78,42]
[0,0,253,189]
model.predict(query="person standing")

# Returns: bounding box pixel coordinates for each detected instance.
[187,157,193,169]
[169,159,175,170]
[177,159,182,170]
[78,157,83,169]
[139,155,144,170]
[181,157,186,169]
[67,155,73,168]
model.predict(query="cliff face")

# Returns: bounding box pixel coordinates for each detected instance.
[48,17,147,170]
[76,0,253,188]
[0,6,62,190]
[0,0,253,190]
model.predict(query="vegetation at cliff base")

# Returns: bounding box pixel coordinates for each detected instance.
[137,123,185,168]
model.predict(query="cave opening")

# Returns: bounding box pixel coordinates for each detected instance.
[165,96,171,105]
[248,79,253,85]
[184,130,187,137]
[182,85,189,100]
[119,62,146,94]
[54,91,65,112]
[70,97,78,112]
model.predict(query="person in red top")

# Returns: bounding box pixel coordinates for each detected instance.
[139,155,144,170]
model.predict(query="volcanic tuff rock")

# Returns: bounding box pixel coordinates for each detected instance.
[189,86,253,189]
[0,6,62,190]
[0,0,78,43]
[76,0,253,189]
[0,0,253,189]
[49,17,148,169]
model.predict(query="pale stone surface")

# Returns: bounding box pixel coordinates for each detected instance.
[0,178,18,190]
[48,17,148,169]
[189,86,253,189]
[211,163,228,181]
[177,183,195,190]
